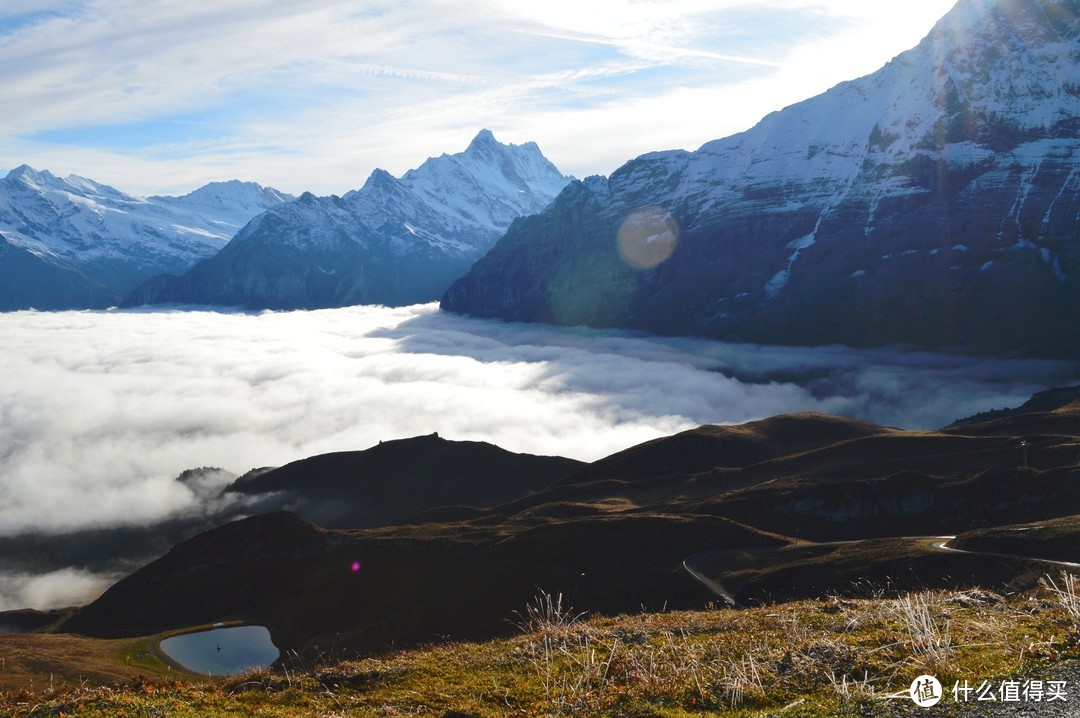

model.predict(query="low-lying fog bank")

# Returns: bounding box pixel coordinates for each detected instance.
[1,303,1075,610]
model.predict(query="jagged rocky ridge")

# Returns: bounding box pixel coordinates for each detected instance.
[0,168,292,309]
[126,131,572,309]
[443,0,1080,358]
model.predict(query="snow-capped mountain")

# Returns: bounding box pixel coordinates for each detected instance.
[0,167,293,309]
[443,0,1080,358]
[127,130,572,309]
[151,180,294,221]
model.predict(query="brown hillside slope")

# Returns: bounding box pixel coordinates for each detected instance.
[952,513,1080,563]
[59,406,1079,658]
[555,413,896,485]
[493,413,900,513]
[60,511,784,655]
[224,434,583,528]
[942,397,1080,439]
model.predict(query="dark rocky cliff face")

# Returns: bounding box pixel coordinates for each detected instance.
[443,0,1080,358]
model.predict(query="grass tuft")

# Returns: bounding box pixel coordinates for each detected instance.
[1041,571,1080,628]
[892,591,953,670]
[717,651,765,707]
[514,590,587,635]
[826,669,877,703]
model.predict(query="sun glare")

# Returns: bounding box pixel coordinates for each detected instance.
[617,205,680,270]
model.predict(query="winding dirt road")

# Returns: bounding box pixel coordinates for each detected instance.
[683,536,1080,606]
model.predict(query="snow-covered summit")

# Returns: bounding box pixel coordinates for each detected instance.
[126,131,573,309]
[672,0,1080,200]
[442,0,1080,358]
[239,128,575,258]
[338,129,573,247]
[153,180,294,221]
[5,164,133,203]
[402,129,571,234]
[0,166,294,308]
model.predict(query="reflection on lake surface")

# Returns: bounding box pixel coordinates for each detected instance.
[159,625,279,676]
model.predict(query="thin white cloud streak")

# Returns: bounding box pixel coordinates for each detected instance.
[1,304,1074,541]
[0,1,956,195]
[514,25,782,68]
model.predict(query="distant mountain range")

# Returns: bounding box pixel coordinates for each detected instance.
[1,131,570,312]
[125,130,572,309]
[443,0,1080,358]
[5,0,1079,358]
[0,168,292,310]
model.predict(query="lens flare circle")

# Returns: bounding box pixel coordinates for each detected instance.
[617,205,679,270]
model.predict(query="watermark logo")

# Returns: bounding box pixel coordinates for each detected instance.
[901,675,1069,707]
[953,679,1068,703]
[910,675,942,707]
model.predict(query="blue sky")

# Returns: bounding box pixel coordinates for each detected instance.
[0,0,957,196]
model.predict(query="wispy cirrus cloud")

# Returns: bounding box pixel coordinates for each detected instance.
[0,1,956,195]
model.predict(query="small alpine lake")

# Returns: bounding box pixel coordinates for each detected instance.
[159,625,279,676]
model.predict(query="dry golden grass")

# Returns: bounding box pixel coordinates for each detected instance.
[4,578,1079,717]
[0,632,176,692]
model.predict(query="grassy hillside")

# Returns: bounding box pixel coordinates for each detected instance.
[952,514,1080,563]
[56,403,1080,658]
[5,580,1080,717]
[59,511,785,653]
[0,632,164,692]
[225,433,584,529]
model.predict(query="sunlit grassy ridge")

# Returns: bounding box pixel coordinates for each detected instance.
[4,405,1078,716]
[4,577,1078,718]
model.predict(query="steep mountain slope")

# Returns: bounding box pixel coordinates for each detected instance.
[58,401,1080,654]
[59,510,781,651]
[949,384,1080,425]
[126,130,572,309]
[443,0,1080,358]
[0,235,112,309]
[0,167,292,309]
[0,436,581,633]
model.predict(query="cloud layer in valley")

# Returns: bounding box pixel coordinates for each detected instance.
[2,303,1075,543]
[0,568,117,615]
[1,303,1077,608]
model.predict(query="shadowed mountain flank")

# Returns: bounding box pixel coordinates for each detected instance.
[59,399,1079,656]
[224,434,583,529]
[443,0,1080,358]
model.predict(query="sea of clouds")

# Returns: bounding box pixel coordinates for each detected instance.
[1,303,1076,609]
